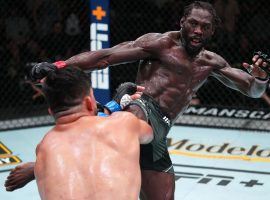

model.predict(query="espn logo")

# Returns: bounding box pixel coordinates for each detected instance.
[90,5,109,90]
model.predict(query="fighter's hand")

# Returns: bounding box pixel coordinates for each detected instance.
[27,61,66,82]
[242,51,270,79]
[28,62,57,82]
[5,162,35,191]
[130,85,145,100]
[113,82,145,109]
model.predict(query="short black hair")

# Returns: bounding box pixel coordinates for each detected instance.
[183,1,221,28]
[42,66,92,113]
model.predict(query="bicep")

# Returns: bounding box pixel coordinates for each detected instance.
[107,43,151,66]
[110,33,168,64]
[66,33,164,69]
[106,35,161,66]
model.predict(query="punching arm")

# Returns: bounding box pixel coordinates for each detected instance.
[28,33,168,82]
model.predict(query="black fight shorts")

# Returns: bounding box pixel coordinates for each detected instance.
[129,94,174,174]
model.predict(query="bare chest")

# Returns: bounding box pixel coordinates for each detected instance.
[158,48,214,88]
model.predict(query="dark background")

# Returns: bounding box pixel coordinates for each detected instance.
[0,0,269,129]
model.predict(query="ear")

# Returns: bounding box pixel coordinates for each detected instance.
[180,17,185,28]
[85,96,94,112]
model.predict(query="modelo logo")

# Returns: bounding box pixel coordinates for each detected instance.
[90,6,109,90]
[167,138,270,160]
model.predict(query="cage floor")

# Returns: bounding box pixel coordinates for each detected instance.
[0,125,269,200]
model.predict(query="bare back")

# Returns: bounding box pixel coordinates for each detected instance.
[35,112,151,200]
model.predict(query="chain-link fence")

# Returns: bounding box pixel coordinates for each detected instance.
[110,0,270,131]
[0,0,89,129]
[0,0,270,131]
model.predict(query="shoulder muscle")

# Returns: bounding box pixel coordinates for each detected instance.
[204,50,228,70]
[133,32,173,52]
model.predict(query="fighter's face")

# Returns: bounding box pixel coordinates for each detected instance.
[180,8,214,55]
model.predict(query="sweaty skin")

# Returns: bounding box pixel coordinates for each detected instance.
[62,8,267,200]
[35,112,152,200]
[4,86,146,193]
[5,7,269,200]
[62,9,269,200]
[5,162,35,191]
[65,9,268,123]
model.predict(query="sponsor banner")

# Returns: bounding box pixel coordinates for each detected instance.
[0,142,21,167]
[168,126,270,163]
[184,105,270,120]
[90,0,110,104]
[169,126,270,199]
[168,138,270,162]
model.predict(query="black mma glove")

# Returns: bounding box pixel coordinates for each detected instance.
[104,82,137,113]
[112,82,137,103]
[254,51,270,75]
[28,61,66,82]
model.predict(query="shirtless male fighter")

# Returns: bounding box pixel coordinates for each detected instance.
[34,66,153,199]
[6,1,270,199]
[5,81,144,192]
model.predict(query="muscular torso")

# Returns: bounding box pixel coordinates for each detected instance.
[35,115,141,200]
[136,31,220,121]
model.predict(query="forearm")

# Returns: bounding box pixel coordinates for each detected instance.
[248,77,268,98]
[213,51,270,98]
[65,49,110,71]
[27,162,36,180]
[213,68,268,98]
[30,38,150,81]
[229,73,268,98]
[5,162,36,191]
[63,39,151,71]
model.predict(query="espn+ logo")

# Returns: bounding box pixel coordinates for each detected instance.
[90,5,109,90]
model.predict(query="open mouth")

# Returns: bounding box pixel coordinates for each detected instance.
[190,38,202,46]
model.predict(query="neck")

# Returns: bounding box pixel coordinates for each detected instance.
[54,106,94,124]
[179,29,186,47]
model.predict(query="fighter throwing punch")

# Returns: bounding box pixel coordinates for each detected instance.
[6,1,270,199]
